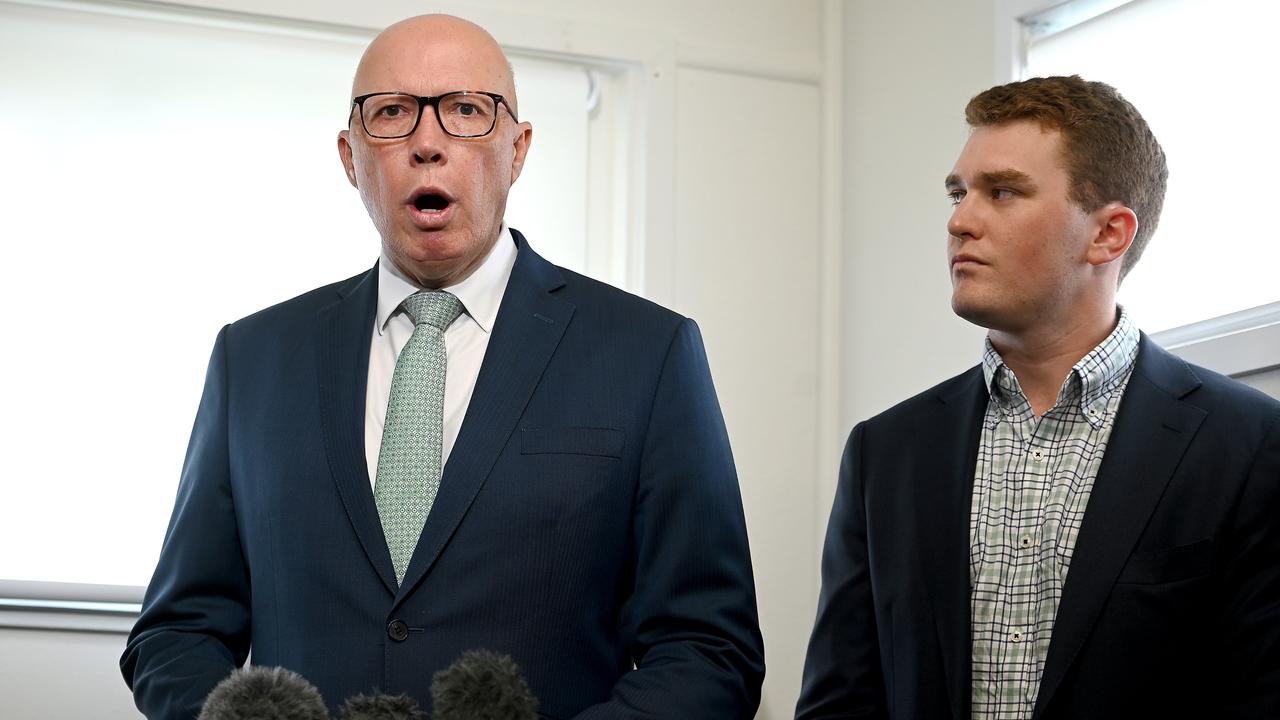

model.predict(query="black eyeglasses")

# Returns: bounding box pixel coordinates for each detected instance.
[350,91,517,139]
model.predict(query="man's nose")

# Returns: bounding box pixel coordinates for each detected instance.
[947,195,979,240]
[409,110,448,165]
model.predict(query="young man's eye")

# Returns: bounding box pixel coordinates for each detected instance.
[947,190,965,206]
[991,188,1016,200]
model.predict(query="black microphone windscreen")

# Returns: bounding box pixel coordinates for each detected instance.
[198,665,329,720]
[337,692,425,720]
[431,649,539,720]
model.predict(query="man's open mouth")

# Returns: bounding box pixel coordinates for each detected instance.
[413,193,450,212]
[407,188,455,229]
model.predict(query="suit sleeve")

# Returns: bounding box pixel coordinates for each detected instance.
[794,423,889,720]
[573,317,765,719]
[120,326,251,720]
[1222,411,1280,717]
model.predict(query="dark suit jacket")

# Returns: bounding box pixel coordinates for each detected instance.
[122,230,764,719]
[796,335,1280,719]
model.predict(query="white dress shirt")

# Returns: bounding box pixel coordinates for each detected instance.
[364,225,517,486]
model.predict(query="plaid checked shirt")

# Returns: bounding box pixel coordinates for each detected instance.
[969,309,1140,719]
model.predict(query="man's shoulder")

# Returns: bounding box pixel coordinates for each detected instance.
[860,366,985,433]
[1133,335,1280,423]
[226,267,374,336]
[552,263,689,335]
[510,230,691,338]
[1183,362,1280,417]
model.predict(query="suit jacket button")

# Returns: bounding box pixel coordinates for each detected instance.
[387,619,409,642]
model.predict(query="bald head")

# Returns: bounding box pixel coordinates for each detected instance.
[352,14,519,117]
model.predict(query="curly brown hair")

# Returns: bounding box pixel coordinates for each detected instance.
[965,75,1167,281]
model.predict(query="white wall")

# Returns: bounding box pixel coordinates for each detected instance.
[0,628,141,719]
[0,1,835,718]
[674,66,823,719]
[837,0,995,469]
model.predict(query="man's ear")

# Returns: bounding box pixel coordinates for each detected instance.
[1087,202,1138,267]
[337,130,358,188]
[509,122,533,185]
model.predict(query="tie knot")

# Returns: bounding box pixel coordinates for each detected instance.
[402,290,464,331]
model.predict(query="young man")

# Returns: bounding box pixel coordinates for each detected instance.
[797,76,1280,719]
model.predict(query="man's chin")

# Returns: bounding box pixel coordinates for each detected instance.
[387,231,498,289]
[390,230,462,259]
[385,245,464,289]
[951,296,1000,331]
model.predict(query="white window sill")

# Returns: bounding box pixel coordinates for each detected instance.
[0,580,141,634]
[1150,301,1280,378]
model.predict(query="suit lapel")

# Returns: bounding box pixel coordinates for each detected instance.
[1032,337,1206,718]
[396,231,574,602]
[920,368,988,720]
[316,264,398,595]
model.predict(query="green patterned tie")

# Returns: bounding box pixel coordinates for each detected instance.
[375,290,464,585]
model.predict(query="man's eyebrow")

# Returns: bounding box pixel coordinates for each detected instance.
[945,169,1037,192]
[978,169,1036,190]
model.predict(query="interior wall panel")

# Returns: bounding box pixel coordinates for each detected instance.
[674,67,822,718]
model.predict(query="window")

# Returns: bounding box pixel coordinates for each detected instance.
[1021,0,1280,333]
[1007,0,1280,392]
[0,0,620,595]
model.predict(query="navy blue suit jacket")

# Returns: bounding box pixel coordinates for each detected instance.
[122,231,764,719]
[796,336,1280,719]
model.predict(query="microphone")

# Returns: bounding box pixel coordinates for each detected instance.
[430,649,539,720]
[337,692,424,719]
[198,666,329,720]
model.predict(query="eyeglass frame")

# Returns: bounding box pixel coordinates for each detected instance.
[349,90,518,139]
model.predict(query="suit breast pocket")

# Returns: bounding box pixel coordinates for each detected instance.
[1117,538,1215,585]
[512,427,628,534]
[520,427,625,458]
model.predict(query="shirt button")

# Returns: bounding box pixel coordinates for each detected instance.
[387,619,409,642]
[1010,630,1024,643]
[1031,449,1046,463]
[1019,534,1034,548]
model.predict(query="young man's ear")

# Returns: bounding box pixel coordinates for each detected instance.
[1087,202,1138,267]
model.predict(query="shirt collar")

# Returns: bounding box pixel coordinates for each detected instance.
[376,222,517,335]
[981,306,1140,424]
[1071,305,1140,415]
[981,340,1025,419]
[980,339,1011,400]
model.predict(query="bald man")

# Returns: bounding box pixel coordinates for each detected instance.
[122,15,764,719]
